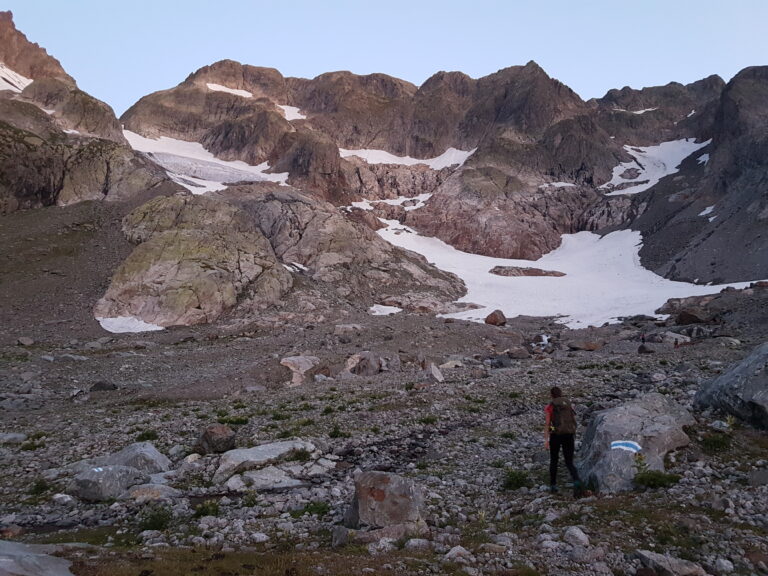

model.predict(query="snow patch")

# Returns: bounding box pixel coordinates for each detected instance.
[612,107,658,115]
[601,138,711,196]
[697,153,710,165]
[340,147,476,170]
[699,205,715,217]
[278,105,306,120]
[206,83,253,98]
[687,109,696,118]
[376,222,755,328]
[97,316,164,333]
[539,182,576,189]
[124,130,289,191]
[0,62,33,93]
[369,304,402,316]
[350,193,432,212]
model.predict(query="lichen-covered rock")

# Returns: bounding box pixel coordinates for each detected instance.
[94,193,292,327]
[695,341,768,429]
[578,393,694,493]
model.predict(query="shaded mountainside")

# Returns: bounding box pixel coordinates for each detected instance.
[629,67,768,283]
[0,12,177,215]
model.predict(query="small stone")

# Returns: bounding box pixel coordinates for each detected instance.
[250,532,270,543]
[715,558,734,574]
[484,310,506,326]
[16,337,34,347]
[563,526,590,547]
[194,424,236,455]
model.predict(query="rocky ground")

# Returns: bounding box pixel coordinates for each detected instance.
[1,292,767,575]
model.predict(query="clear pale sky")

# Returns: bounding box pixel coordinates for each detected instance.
[5,0,767,116]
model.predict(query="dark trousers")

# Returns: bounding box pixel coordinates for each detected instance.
[549,433,580,486]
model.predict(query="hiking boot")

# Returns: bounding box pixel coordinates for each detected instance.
[572,481,584,498]
[549,485,559,494]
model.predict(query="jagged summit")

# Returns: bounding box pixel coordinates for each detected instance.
[0,11,75,85]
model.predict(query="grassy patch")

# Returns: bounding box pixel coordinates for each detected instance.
[502,469,533,490]
[217,416,249,426]
[193,500,220,518]
[329,424,350,439]
[289,501,330,518]
[634,470,681,489]
[135,430,158,442]
[701,432,732,454]
[138,505,173,531]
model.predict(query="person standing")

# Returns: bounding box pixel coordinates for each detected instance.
[544,386,582,494]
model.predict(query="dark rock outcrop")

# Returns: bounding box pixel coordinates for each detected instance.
[695,341,768,429]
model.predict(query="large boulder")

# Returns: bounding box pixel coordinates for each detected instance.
[635,550,707,576]
[344,471,426,531]
[0,539,76,576]
[695,342,768,429]
[94,194,292,327]
[280,355,321,386]
[101,442,172,473]
[66,465,149,501]
[578,393,694,493]
[212,440,316,484]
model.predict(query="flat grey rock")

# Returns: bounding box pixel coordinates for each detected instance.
[0,539,75,576]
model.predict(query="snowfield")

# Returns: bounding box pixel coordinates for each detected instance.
[97,316,164,333]
[340,147,476,169]
[377,221,754,328]
[206,83,253,98]
[278,105,306,120]
[0,62,32,93]
[351,193,432,212]
[601,138,711,196]
[124,130,289,192]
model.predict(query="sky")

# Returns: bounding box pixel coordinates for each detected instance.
[5,1,767,116]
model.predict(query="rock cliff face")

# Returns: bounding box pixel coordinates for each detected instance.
[96,185,464,328]
[0,12,174,214]
[0,11,74,84]
[0,99,168,214]
[629,67,768,283]
[591,75,725,146]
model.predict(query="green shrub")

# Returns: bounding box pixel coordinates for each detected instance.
[29,479,50,496]
[701,433,731,454]
[329,424,350,439]
[139,505,173,531]
[217,416,249,426]
[289,501,330,518]
[241,492,259,508]
[502,469,533,490]
[288,448,312,462]
[193,500,220,518]
[634,470,681,489]
[135,430,158,442]
[21,441,45,451]
[419,415,438,425]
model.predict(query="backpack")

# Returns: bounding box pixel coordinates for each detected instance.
[550,397,577,434]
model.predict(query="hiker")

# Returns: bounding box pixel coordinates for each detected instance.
[544,386,582,494]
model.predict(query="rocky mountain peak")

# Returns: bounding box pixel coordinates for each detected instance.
[185,59,289,101]
[0,11,75,85]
